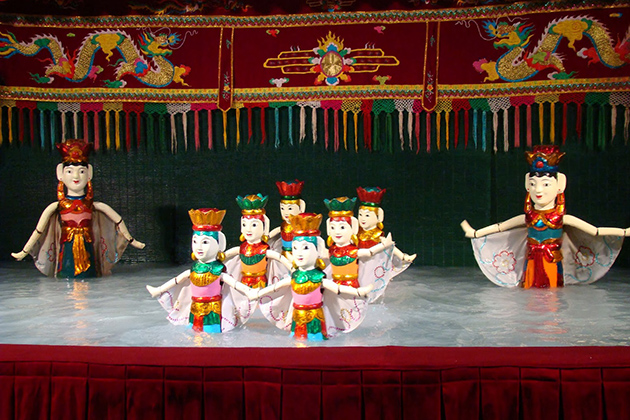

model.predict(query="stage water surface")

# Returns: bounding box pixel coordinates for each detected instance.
[1,262,629,348]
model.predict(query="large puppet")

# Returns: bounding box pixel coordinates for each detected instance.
[224,194,292,318]
[245,213,373,341]
[355,187,415,301]
[461,145,629,288]
[268,180,307,258]
[11,139,144,278]
[146,208,253,333]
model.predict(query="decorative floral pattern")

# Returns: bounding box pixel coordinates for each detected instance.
[492,250,516,274]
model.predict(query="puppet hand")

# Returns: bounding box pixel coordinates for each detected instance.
[403,253,417,263]
[146,285,162,298]
[130,239,145,249]
[380,233,394,248]
[460,220,476,238]
[11,251,28,261]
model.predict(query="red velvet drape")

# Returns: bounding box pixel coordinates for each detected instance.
[2,345,630,420]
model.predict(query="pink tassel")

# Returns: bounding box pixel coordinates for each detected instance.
[526,105,532,148]
[194,110,200,151]
[514,106,520,148]
[426,112,431,153]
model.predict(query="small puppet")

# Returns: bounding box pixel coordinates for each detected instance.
[244,213,373,341]
[268,180,306,258]
[146,208,253,333]
[461,145,629,288]
[355,187,415,301]
[11,139,144,278]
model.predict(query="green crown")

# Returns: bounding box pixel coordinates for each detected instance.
[323,196,357,213]
[236,194,269,214]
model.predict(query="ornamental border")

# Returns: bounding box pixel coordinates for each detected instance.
[0,1,627,28]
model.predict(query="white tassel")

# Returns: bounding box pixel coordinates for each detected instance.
[407,110,413,150]
[300,106,306,143]
[398,110,404,150]
[170,113,177,153]
[183,112,188,151]
[492,111,498,153]
[503,109,509,152]
[312,107,317,144]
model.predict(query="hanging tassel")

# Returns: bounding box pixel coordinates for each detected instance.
[50,111,56,150]
[61,111,66,141]
[472,109,478,150]
[18,107,24,144]
[7,107,13,145]
[299,107,306,143]
[426,112,431,153]
[73,112,78,139]
[436,111,442,151]
[550,102,555,144]
[407,111,413,151]
[136,111,142,150]
[492,110,498,153]
[39,110,45,149]
[343,111,348,151]
[576,103,583,141]
[324,109,330,150]
[115,110,121,151]
[261,108,266,145]
[415,112,420,153]
[30,108,35,146]
[398,110,404,150]
[235,108,240,147]
[364,111,371,151]
[503,109,509,152]
[146,114,154,152]
[94,112,100,151]
[611,104,617,144]
[454,109,459,150]
[159,114,167,153]
[481,110,487,152]
[248,107,253,143]
[373,113,379,151]
[334,109,339,152]
[445,111,451,151]
[538,103,544,144]
[170,113,177,153]
[353,112,359,152]
[0,109,3,146]
[514,105,520,148]
[125,111,131,151]
[598,105,606,150]
[624,106,629,145]
[182,111,188,151]
[274,107,280,148]
[464,109,469,149]
[105,110,111,150]
[526,105,532,148]
[288,106,293,146]
[311,107,318,145]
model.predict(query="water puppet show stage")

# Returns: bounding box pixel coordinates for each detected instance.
[2,263,630,419]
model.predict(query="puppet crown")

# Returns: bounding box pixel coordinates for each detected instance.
[356,187,386,207]
[276,180,304,200]
[324,196,356,218]
[289,213,322,237]
[525,145,565,174]
[189,208,226,231]
[236,194,268,216]
[57,139,92,164]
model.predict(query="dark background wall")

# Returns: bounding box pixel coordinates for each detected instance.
[2,129,629,268]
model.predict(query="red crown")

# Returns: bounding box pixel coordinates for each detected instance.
[276,180,304,200]
[356,187,386,207]
[57,139,92,164]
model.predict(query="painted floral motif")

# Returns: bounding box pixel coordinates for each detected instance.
[492,250,516,274]
[574,246,595,267]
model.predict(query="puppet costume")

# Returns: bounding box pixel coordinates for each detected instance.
[328,244,360,288]
[259,213,370,340]
[355,187,411,302]
[470,146,623,288]
[31,140,130,278]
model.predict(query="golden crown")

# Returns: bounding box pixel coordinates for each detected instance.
[188,208,226,231]
[289,213,322,236]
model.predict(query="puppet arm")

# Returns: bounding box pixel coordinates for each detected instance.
[93,201,145,249]
[146,269,191,298]
[359,233,394,258]
[461,215,526,239]
[220,273,263,299]
[268,227,281,239]
[12,202,58,260]
[266,249,293,270]
[246,277,292,301]
[394,247,417,262]
[223,246,240,261]
[563,215,627,237]
[322,279,374,297]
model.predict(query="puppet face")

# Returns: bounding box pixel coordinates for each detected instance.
[241,217,265,243]
[527,175,559,209]
[192,233,219,263]
[357,208,380,230]
[59,164,91,195]
[280,201,304,222]
[292,238,319,270]
[327,219,354,246]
